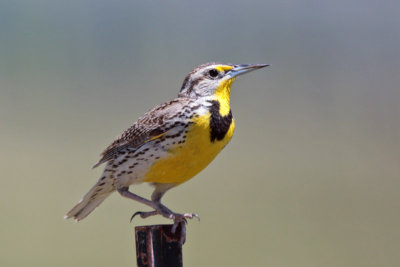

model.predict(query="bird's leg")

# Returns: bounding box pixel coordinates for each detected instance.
[150,184,200,236]
[118,187,159,209]
[118,187,164,220]
[117,187,176,221]
[118,185,200,243]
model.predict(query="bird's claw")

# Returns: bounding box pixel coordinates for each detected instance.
[130,210,159,222]
[183,213,200,221]
[170,212,199,234]
[130,211,143,222]
[171,219,186,242]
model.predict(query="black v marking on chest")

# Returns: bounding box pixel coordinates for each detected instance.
[208,100,233,142]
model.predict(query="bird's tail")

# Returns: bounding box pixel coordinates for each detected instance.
[64,179,115,221]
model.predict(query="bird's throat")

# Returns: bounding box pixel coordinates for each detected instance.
[214,78,235,117]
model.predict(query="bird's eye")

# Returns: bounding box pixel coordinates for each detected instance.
[208,69,219,78]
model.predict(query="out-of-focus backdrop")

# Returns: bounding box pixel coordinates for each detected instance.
[1,1,399,266]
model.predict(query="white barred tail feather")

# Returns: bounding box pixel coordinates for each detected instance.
[64,179,115,221]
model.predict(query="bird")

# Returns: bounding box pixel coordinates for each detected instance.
[64,62,269,234]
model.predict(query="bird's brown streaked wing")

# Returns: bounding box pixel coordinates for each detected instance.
[92,127,165,169]
[92,98,189,168]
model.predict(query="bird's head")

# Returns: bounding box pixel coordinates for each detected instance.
[178,62,269,100]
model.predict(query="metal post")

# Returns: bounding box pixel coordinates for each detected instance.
[135,224,183,267]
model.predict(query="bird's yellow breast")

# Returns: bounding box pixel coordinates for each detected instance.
[144,112,235,184]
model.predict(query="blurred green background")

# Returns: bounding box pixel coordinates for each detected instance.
[1,0,400,266]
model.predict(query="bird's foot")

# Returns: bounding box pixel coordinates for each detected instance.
[168,213,199,244]
[130,210,200,224]
[169,213,200,241]
[130,209,200,244]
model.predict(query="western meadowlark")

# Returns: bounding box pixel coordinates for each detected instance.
[65,62,268,233]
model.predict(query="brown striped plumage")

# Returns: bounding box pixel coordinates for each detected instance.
[93,98,193,168]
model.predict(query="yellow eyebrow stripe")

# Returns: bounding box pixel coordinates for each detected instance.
[215,65,233,72]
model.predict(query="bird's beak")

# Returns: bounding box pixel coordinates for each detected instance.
[227,63,269,78]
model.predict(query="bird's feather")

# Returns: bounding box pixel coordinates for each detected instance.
[93,98,191,168]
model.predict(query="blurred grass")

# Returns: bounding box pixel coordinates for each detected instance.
[1,0,400,266]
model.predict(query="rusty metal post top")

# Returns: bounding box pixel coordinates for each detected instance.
[135,224,183,242]
[135,224,184,267]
